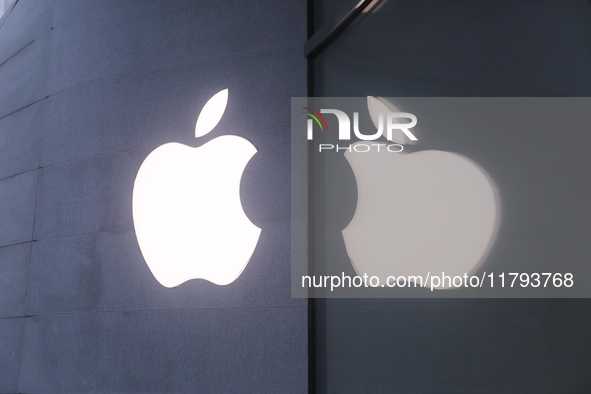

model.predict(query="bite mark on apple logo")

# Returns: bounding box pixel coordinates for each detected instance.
[132,89,261,288]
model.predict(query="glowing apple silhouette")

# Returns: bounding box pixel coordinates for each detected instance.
[342,97,499,289]
[132,89,261,287]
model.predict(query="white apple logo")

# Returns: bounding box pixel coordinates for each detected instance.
[132,89,261,287]
[342,97,499,289]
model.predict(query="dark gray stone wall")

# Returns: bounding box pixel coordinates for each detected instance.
[0,1,307,392]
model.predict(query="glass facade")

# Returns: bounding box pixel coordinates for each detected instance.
[309,0,591,392]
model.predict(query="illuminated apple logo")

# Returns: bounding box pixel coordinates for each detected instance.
[132,89,261,287]
[342,97,499,289]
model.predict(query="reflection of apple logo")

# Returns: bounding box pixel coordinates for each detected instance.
[132,89,261,287]
[342,97,499,289]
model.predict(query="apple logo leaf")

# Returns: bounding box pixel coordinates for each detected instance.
[367,96,417,145]
[195,88,229,138]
